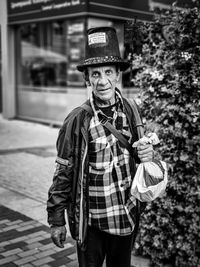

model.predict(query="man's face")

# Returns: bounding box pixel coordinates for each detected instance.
[87,65,120,104]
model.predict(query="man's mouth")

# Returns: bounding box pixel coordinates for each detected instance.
[98,87,111,92]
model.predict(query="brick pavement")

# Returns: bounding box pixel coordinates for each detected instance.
[0,205,78,267]
[0,116,150,267]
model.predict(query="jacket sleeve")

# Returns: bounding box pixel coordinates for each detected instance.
[47,117,75,226]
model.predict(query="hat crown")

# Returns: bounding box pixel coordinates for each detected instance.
[85,27,120,59]
[77,26,130,72]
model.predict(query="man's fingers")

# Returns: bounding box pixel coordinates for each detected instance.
[138,151,153,158]
[51,234,64,248]
[137,144,154,162]
[50,226,66,248]
[137,146,153,156]
[139,155,153,162]
[61,228,67,242]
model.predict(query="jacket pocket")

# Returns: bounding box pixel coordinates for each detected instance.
[89,136,112,170]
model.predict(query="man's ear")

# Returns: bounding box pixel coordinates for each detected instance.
[85,80,91,86]
[83,70,91,86]
[116,71,120,82]
[115,65,120,82]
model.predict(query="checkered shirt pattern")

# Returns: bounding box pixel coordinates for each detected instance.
[88,90,137,236]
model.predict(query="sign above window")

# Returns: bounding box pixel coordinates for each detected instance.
[7,0,87,24]
[8,0,154,24]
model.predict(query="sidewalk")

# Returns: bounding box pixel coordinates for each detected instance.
[0,115,150,267]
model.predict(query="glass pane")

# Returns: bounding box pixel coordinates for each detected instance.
[19,21,68,89]
[66,20,85,86]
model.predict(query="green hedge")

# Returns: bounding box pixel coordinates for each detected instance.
[129,5,200,267]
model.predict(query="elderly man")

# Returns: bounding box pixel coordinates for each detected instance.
[47,27,154,267]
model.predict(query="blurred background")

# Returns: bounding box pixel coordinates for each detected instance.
[0,0,194,125]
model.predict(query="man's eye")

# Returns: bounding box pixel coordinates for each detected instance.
[92,72,100,78]
[105,70,112,75]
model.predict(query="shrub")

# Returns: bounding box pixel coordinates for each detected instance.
[129,4,200,267]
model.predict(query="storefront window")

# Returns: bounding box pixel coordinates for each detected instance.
[18,19,85,89]
[66,21,85,86]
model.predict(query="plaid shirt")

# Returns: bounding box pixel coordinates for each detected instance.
[88,89,137,236]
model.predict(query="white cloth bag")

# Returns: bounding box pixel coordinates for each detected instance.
[131,160,168,202]
[131,133,168,202]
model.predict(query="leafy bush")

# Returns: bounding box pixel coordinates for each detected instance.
[129,5,200,267]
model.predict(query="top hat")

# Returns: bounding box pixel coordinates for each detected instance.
[77,27,130,72]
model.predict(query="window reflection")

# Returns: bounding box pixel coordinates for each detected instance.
[19,20,85,89]
[66,21,85,86]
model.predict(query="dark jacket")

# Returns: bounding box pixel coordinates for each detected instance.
[47,96,143,249]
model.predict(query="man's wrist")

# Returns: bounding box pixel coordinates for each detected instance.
[50,224,65,228]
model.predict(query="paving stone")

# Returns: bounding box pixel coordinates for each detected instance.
[40,238,52,245]
[2,225,23,231]
[64,243,74,249]
[0,229,22,242]
[0,248,5,254]
[48,256,72,267]
[66,261,79,267]
[32,256,54,266]
[1,248,23,257]
[53,242,74,252]
[27,230,48,239]
[26,242,44,250]
[26,236,47,244]
[10,235,29,244]
[18,221,36,227]
[17,225,36,232]
[0,241,12,247]
[20,264,34,267]
[41,233,50,238]
[18,248,40,258]
[14,255,37,265]
[0,225,48,243]
[51,246,76,260]
[0,255,19,265]
[21,226,50,236]
[34,249,56,259]
[0,263,18,267]
[68,252,77,261]
[34,222,44,227]
[0,219,10,224]
[0,206,30,222]
[38,243,56,251]
[4,241,27,251]
[6,219,23,226]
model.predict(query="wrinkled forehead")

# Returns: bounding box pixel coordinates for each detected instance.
[87,64,117,73]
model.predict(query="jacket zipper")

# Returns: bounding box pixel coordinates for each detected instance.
[78,128,88,244]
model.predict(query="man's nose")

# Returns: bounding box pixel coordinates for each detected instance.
[98,74,108,85]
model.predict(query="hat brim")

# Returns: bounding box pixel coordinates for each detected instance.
[77,61,130,72]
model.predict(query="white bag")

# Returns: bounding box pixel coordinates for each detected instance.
[131,160,168,202]
[131,133,168,202]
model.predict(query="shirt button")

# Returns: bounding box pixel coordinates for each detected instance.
[116,162,120,167]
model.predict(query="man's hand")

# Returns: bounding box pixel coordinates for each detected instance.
[137,143,154,162]
[50,225,67,248]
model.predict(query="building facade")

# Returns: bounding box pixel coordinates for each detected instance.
[1,0,153,124]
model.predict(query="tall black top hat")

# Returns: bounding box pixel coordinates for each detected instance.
[77,27,130,72]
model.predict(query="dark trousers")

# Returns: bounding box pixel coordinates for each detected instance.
[77,226,134,267]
